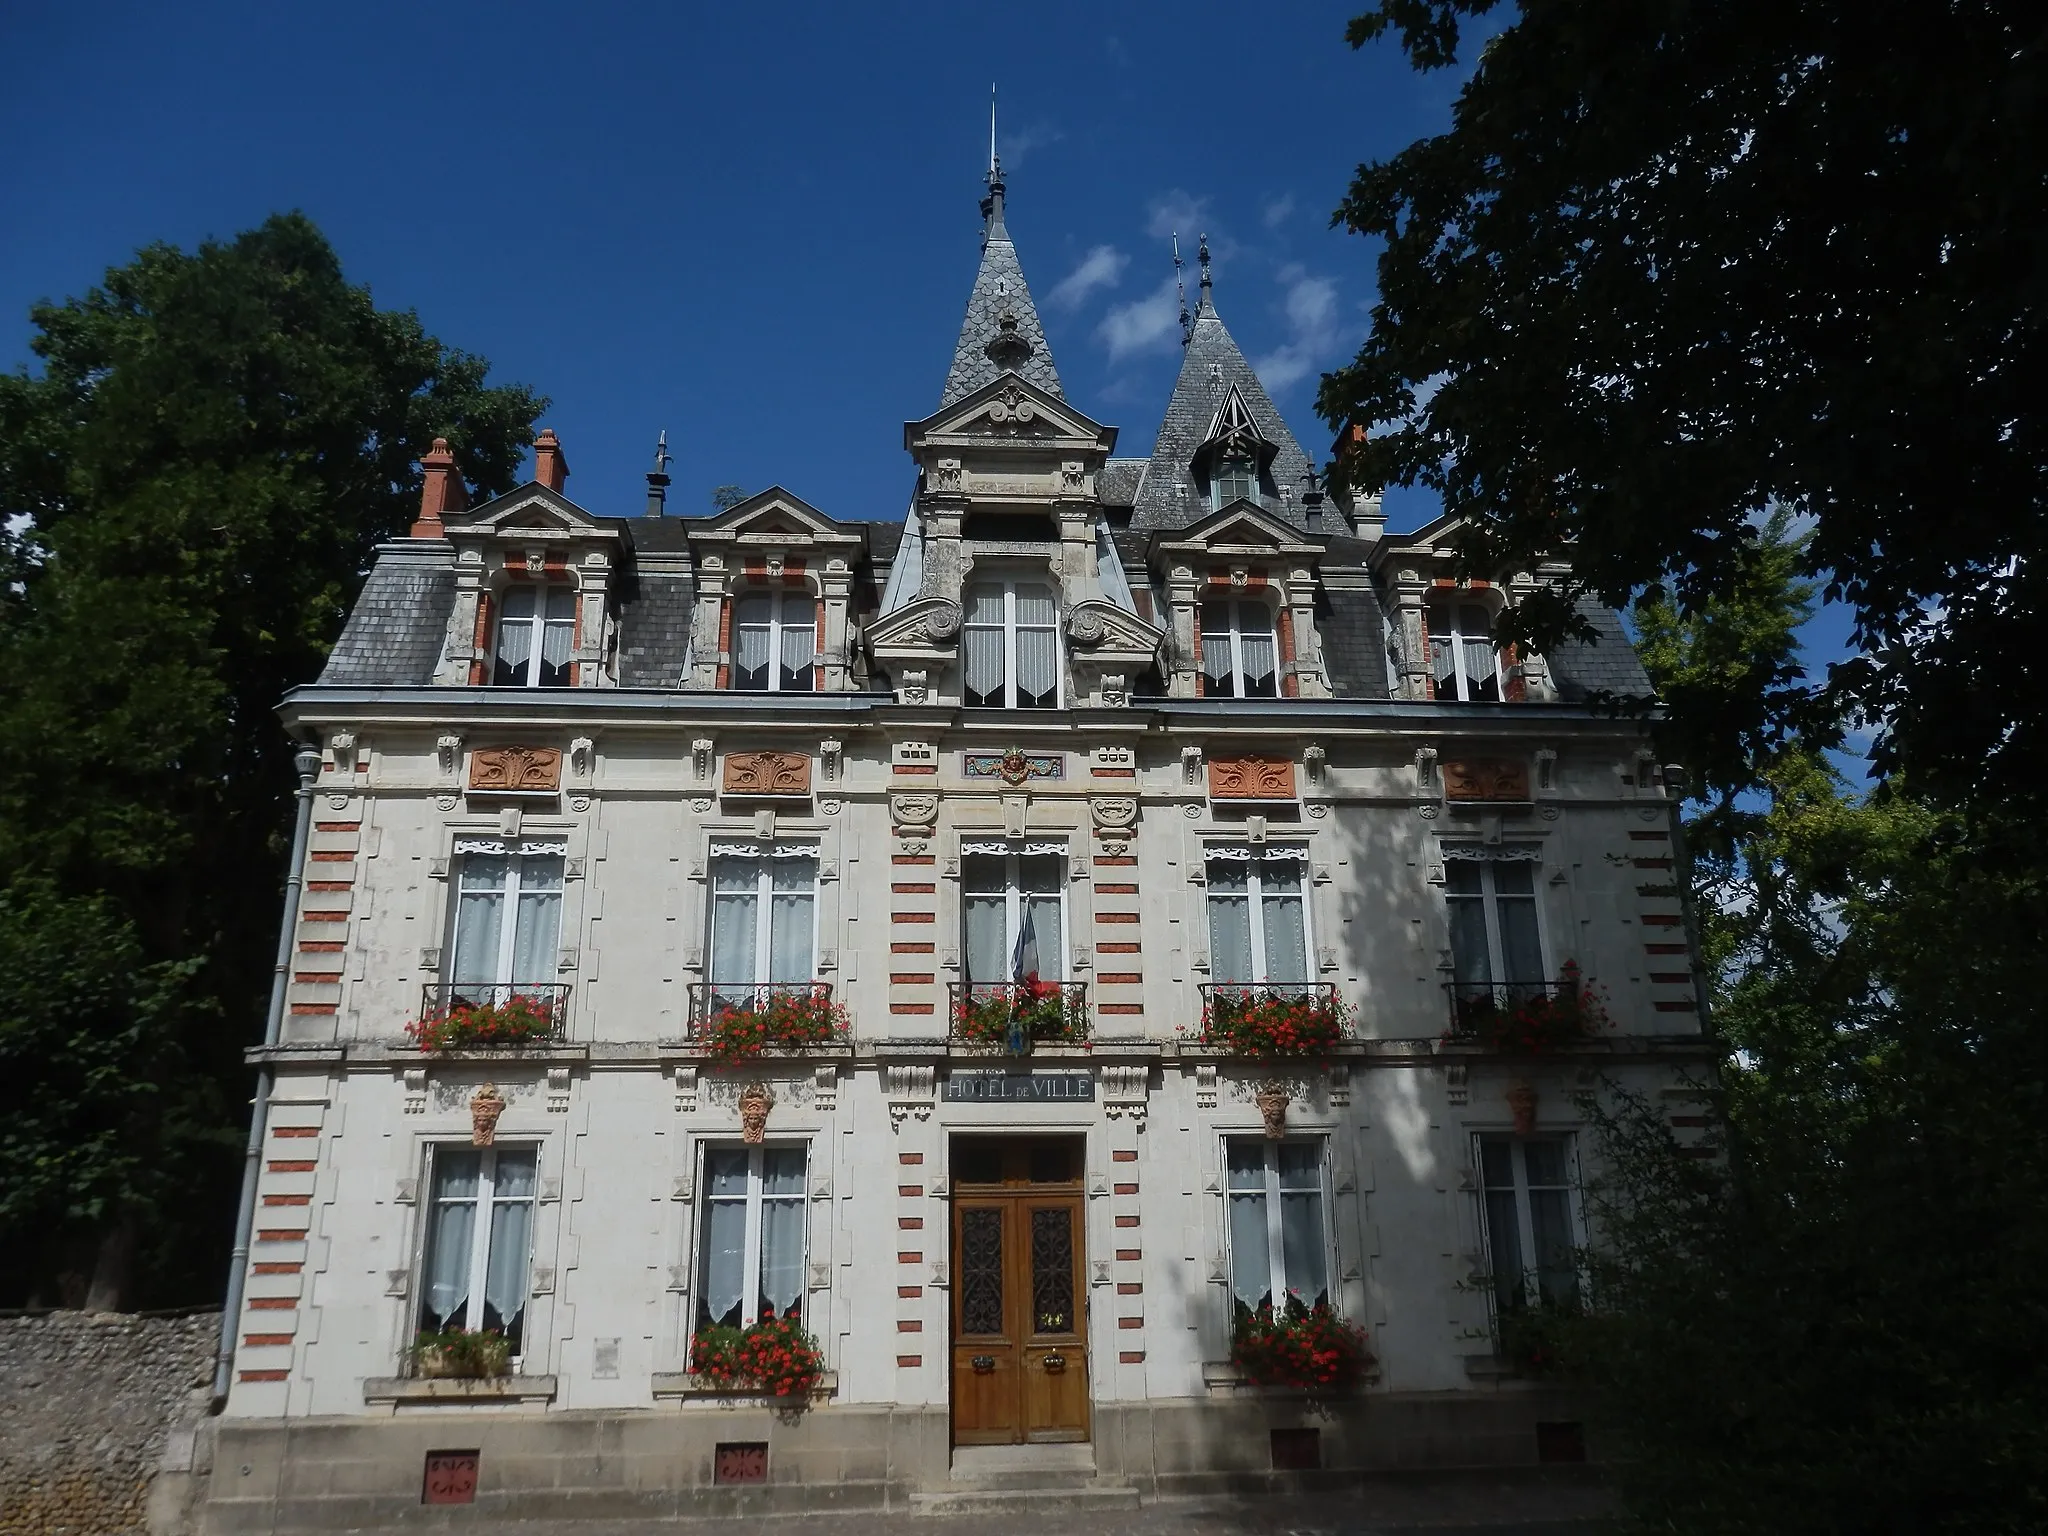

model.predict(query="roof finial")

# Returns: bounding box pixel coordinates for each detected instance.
[1172,233,1191,346]
[651,428,671,476]
[979,83,1007,246]
[1198,232,1213,308]
[644,428,672,518]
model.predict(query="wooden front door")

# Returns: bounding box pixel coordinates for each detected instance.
[949,1140,1089,1445]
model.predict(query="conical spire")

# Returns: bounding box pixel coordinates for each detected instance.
[938,118,1063,408]
[1131,265,1322,533]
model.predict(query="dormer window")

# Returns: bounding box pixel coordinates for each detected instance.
[1211,454,1257,511]
[493,585,575,687]
[733,591,816,692]
[964,578,1059,709]
[1200,599,1279,698]
[1428,600,1505,702]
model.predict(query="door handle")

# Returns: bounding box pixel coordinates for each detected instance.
[1042,1352,1067,1373]
[970,1356,996,1374]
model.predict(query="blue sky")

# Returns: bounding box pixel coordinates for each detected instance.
[0,0,1461,531]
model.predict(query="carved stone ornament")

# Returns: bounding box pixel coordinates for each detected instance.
[1255,1082,1291,1140]
[1506,1080,1539,1137]
[739,1083,773,1145]
[1068,608,1108,646]
[1208,757,1298,801]
[965,751,1063,786]
[890,791,939,828]
[470,1084,508,1147]
[722,750,812,796]
[1092,796,1138,833]
[1445,758,1533,803]
[468,746,562,793]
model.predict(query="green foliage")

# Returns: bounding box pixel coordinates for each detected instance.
[693,990,850,1063]
[1323,0,2048,809]
[405,995,564,1052]
[409,1326,511,1379]
[1195,989,1354,1057]
[1229,1295,1375,1392]
[0,213,543,1305]
[710,484,748,511]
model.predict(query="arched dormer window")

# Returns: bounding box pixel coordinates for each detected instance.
[1428,598,1505,701]
[1200,597,1279,698]
[493,584,576,687]
[732,589,816,692]
[964,577,1060,709]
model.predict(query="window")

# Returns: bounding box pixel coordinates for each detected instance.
[697,1145,808,1330]
[1226,1139,1329,1316]
[449,842,565,1004]
[1200,599,1279,697]
[1445,852,1545,992]
[493,585,575,687]
[707,844,817,1009]
[1478,1135,1579,1314]
[1428,600,1503,701]
[1205,847,1309,986]
[1212,453,1258,511]
[963,579,1059,709]
[962,843,1064,984]
[418,1145,538,1355]
[732,590,816,692]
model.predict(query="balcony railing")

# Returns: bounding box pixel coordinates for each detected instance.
[685,982,845,1052]
[1442,978,1601,1050]
[413,982,570,1049]
[1196,982,1351,1054]
[948,980,1090,1053]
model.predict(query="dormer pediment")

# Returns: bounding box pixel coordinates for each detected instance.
[906,375,1116,456]
[451,483,619,542]
[1152,501,1324,565]
[690,488,863,552]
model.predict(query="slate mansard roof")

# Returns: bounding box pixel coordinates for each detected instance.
[320,544,458,687]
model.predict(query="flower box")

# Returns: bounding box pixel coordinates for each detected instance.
[691,988,850,1063]
[1195,986,1353,1058]
[1228,1297,1375,1392]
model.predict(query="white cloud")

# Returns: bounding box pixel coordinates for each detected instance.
[1098,275,1185,363]
[1252,266,1342,392]
[1001,122,1064,170]
[1048,244,1128,312]
[1262,193,1297,229]
[1145,189,1208,242]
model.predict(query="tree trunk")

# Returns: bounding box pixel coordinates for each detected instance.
[84,1214,138,1313]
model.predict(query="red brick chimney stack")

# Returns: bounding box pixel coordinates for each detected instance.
[534,429,569,492]
[412,438,468,538]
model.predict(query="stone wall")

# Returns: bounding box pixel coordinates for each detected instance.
[0,1310,217,1536]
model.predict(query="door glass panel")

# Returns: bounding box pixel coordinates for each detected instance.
[959,1208,1004,1335]
[1030,1207,1075,1335]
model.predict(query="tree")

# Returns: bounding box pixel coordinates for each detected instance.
[1320,0,2047,810]
[711,483,748,511]
[0,213,545,1306]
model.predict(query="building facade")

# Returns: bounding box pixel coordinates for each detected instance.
[200,166,1707,1528]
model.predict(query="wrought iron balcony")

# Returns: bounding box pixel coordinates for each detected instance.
[1195,982,1351,1053]
[948,980,1090,1053]
[1442,977,1601,1048]
[414,982,570,1048]
[685,981,844,1047]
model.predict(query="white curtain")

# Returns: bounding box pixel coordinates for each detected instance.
[452,857,507,988]
[1238,612,1277,690]
[1430,627,1457,698]
[1226,1144,1272,1310]
[1446,863,1493,986]
[422,1151,479,1329]
[483,1151,535,1342]
[1459,603,1496,700]
[1276,1143,1327,1305]
[778,597,816,687]
[1013,583,1056,628]
[965,895,1006,985]
[758,1148,807,1319]
[734,593,773,684]
[1492,862,1543,982]
[1014,583,1058,703]
[1201,601,1234,690]
[1258,857,1308,984]
[1524,1141,1576,1305]
[1206,859,1253,984]
[699,1150,750,1329]
[964,619,1004,700]
[540,588,575,681]
[768,857,814,983]
[511,857,563,987]
[709,859,759,989]
[496,588,536,679]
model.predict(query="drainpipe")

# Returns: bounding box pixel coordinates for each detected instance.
[212,745,323,1407]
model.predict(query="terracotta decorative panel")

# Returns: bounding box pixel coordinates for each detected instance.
[722,750,812,796]
[467,746,561,793]
[1443,758,1532,802]
[1207,757,1297,800]
[714,1442,768,1485]
[421,1451,479,1505]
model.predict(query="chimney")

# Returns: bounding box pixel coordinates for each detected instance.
[412,438,467,538]
[533,428,569,492]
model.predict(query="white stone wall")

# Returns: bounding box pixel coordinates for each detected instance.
[228,718,1700,1421]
